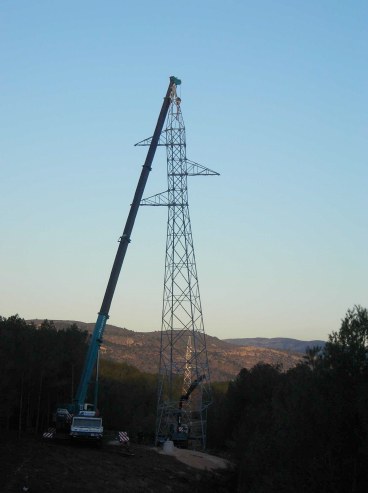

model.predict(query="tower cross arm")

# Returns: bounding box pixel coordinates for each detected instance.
[141,190,170,206]
[185,159,220,177]
[135,132,167,147]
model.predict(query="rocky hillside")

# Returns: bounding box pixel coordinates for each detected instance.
[225,337,326,353]
[31,320,302,381]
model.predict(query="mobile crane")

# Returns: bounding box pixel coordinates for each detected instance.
[170,375,205,448]
[54,76,181,442]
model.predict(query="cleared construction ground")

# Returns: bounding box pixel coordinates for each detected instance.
[0,433,235,492]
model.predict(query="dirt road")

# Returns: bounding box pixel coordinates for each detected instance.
[159,442,232,471]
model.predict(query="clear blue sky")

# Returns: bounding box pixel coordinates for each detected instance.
[1,0,367,341]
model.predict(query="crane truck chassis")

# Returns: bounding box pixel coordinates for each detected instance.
[70,413,103,441]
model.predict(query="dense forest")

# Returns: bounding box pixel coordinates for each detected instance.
[0,315,158,438]
[209,305,368,492]
[2,307,368,492]
[0,316,87,433]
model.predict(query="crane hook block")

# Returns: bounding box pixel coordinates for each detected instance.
[170,76,181,86]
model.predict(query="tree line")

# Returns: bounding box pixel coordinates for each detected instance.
[3,307,368,492]
[0,316,88,434]
[0,315,159,440]
[207,305,368,492]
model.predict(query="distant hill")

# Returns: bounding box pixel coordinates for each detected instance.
[224,337,326,354]
[30,320,303,381]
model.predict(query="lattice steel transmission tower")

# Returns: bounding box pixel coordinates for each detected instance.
[137,79,219,449]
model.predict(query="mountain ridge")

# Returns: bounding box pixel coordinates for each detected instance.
[225,337,326,354]
[29,319,304,381]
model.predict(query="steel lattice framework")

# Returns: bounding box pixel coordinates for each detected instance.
[136,81,218,449]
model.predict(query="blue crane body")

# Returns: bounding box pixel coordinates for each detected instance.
[54,77,181,440]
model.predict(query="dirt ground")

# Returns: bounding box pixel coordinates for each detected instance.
[0,433,236,493]
[159,443,232,471]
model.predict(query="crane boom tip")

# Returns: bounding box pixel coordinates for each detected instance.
[170,76,181,86]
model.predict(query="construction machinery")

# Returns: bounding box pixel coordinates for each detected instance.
[51,76,181,441]
[170,375,205,448]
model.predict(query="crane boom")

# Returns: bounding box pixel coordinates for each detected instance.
[179,375,205,409]
[74,76,180,411]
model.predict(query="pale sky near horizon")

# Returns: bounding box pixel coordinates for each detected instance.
[1,1,367,341]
